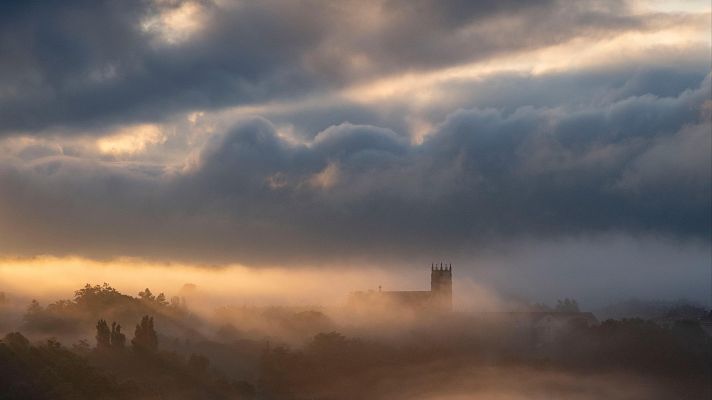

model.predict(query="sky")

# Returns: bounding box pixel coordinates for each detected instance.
[0,0,710,307]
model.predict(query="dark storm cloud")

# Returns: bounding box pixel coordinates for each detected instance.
[257,64,710,141]
[362,0,638,70]
[0,0,671,135]
[260,101,412,141]
[0,74,708,264]
[0,0,329,134]
[434,65,711,114]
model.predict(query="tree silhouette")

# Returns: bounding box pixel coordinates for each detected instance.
[74,283,123,310]
[131,315,158,353]
[138,288,169,307]
[138,288,155,302]
[110,322,126,349]
[1,332,120,398]
[25,299,42,318]
[555,298,580,312]
[156,292,169,306]
[3,331,30,350]
[95,319,111,349]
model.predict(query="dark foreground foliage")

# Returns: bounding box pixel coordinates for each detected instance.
[0,332,121,400]
[258,319,712,400]
[2,284,710,400]
[0,330,255,400]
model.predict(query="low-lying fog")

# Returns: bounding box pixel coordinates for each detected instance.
[1,234,708,312]
[0,236,709,400]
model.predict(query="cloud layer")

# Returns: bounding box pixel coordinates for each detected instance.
[0,0,705,135]
[0,0,709,267]
[1,73,709,264]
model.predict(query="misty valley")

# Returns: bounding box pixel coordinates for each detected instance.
[0,275,709,400]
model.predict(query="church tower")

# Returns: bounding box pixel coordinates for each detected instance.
[430,263,452,311]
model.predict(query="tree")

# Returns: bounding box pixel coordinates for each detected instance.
[22,300,45,330]
[25,299,42,318]
[138,289,169,307]
[1,332,120,398]
[132,315,158,353]
[138,288,155,302]
[3,332,30,350]
[22,299,79,334]
[46,299,73,313]
[555,298,580,312]
[110,322,126,349]
[74,283,122,308]
[170,296,188,313]
[155,292,169,306]
[95,319,111,349]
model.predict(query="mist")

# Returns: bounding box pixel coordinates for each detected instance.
[1,0,710,398]
[2,253,710,399]
[2,233,708,314]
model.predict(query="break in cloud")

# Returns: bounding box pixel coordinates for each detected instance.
[0,0,709,269]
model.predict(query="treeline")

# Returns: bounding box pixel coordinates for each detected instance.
[95,316,156,353]
[16,283,334,345]
[2,284,711,399]
[1,313,256,400]
[0,332,122,399]
[258,318,711,399]
[0,284,258,399]
[12,316,708,400]
[595,298,709,320]
[214,306,334,344]
[21,283,196,338]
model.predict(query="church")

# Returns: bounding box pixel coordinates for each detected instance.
[347,263,453,312]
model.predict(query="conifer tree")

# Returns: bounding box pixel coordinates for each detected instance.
[138,288,155,302]
[156,293,168,306]
[131,315,158,352]
[110,322,126,349]
[95,319,111,349]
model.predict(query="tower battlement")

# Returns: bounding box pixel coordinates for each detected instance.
[430,263,453,311]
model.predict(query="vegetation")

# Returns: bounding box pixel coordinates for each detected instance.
[1,284,710,399]
[258,318,711,399]
[0,332,122,399]
[20,283,200,341]
[131,316,158,353]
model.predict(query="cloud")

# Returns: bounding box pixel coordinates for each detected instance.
[0,0,702,136]
[0,72,708,264]
[0,1,708,268]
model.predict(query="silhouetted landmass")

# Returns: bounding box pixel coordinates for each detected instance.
[1,284,710,399]
[257,318,710,400]
[595,298,707,321]
[0,326,256,400]
[0,332,123,399]
[20,283,203,342]
[214,306,335,344]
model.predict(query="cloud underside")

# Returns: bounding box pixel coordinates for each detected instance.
[0,0,707,134]
[0,0,709,264]
[1,74,709,264]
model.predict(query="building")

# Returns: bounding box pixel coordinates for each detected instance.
[347,263,453,313]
